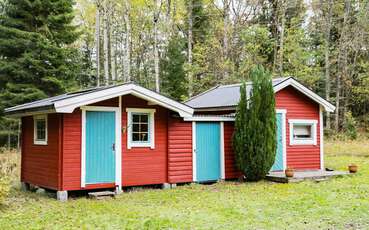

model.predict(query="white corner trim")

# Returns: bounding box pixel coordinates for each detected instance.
[81,110,86,188]
[274,78,335,112]
[80,106,121,188]
[184,116,235,121]
[289,119,318,146]
[54,83,194,117]
[276,109,287,114]
[192,121,197,182]
[319,106,324,170]
[33,114,48,145]
[220,122,225,179]
[126,108,156,149]
[116,96,122,190]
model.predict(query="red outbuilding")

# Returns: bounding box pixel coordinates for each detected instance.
[5,78,335,200]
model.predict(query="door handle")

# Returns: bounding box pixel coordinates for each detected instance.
[112,143,115,151]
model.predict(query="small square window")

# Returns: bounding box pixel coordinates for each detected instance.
[293,124,312,139]
[127,108,155,149]
[289,119,317,145]
[34,115,48,145]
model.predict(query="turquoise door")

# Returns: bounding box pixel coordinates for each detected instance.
[196,122,221,182]
[271,113,284,171]
[85,111,116,184]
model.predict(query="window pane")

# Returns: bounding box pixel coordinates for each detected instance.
[140,123,148,132]
[140,133,148,141]
[140,115,148,123]
[132,124,140,132]
[293,125,311,139]
[132,114,140,122]
[36,119,46,140]
[132,133,140,141]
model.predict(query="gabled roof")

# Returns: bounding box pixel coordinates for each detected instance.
[186,77,335,112]
[5,83,194,117]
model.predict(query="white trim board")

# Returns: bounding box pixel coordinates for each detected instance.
[54,83,193,117]
[192,122,197,182]
[184,116,235,121]
[319,106,324,170]
[80,106,121,188]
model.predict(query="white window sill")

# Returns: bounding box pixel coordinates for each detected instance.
[290,139,316,145]
[34,140,48,145]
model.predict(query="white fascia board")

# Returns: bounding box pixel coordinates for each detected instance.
[184,116,235,121]
[273,78,336,112]
[54,84,194,117]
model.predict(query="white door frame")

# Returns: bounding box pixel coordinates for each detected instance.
[80,105,122,190]
[192,121,225,182]
[276,109,287,170]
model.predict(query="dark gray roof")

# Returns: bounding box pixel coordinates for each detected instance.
[4,84,126,115]
[185,78,288,109]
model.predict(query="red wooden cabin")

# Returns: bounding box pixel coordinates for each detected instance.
[5,78,335,200]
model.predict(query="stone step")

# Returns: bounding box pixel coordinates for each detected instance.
[88,191,116,199]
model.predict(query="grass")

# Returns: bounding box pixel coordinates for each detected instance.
[0,139,369,229]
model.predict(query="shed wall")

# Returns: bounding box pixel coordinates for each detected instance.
[167,118,193,183]
[21,114,61,190]
[275,86,321,170]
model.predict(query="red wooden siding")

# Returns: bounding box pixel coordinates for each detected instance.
[167,118,193,183]
[224,122,241,179]
[21,114,61,190]
[121,95,168,186]
[276,86,321,170]
[61,109,82,190]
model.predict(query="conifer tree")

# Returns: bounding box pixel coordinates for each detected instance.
[233,65,276,181]
[160,36,188,100]
[0,0,80,113]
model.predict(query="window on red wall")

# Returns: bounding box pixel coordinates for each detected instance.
[33,114,48,145]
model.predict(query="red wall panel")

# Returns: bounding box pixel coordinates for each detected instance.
[21,114,61,190]
[276,86,321,170]
[121,95,168,186]
[167,118,193,183]
[224,122,242,179]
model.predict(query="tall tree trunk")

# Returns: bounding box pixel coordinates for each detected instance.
[153,0,161,92]
[187,0,193,96]
[223,0,230,79]
[103,1,110,85]
[123,0,131,82]
[335,0,351,131]
[111,29,116,82]
[323,0,333,129]
[277,0,286,76]
[95,3,101,86]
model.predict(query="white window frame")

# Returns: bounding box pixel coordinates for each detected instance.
[33,114,48,145]
[289,119,317,145]
[126,108,155,149]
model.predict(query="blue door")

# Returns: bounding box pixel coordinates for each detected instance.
[85,111,116,184]
[271,113,284,171]
[196,122,221,182]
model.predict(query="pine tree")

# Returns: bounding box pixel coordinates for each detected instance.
[160,36,188,100]
[0,0,80,114]
[233,81,248,172]
[233,65,276,181]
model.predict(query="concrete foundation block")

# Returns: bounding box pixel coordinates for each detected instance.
[21,182,30,191]
[170,184,177,189]
[162,183,171,189]
[56,190,68,201]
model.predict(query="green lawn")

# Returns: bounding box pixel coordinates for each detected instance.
[1,139,369,229]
